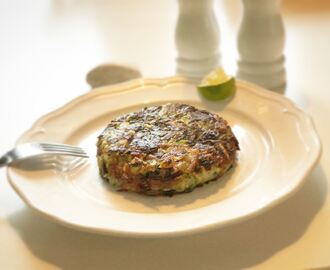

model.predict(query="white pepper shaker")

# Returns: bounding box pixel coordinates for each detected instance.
[175,0,220,79]
[237,0,286,91]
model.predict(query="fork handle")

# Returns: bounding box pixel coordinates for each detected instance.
[0,156,9,168]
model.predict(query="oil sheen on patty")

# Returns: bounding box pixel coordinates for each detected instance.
[97,103,239,196]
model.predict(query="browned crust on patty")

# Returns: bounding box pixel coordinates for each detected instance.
[97,103,239,195]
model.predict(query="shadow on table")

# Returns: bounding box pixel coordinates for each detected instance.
[8,166,327,270]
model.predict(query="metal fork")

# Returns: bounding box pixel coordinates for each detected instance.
[0,142,88,168]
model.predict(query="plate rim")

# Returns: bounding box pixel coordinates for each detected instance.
[7,76,322,237]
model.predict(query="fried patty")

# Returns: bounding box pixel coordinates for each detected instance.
[97,103,239,195]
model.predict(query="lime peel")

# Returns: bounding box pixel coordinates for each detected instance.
[198,68,236,101]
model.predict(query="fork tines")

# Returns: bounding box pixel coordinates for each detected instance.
[39,143,89,158]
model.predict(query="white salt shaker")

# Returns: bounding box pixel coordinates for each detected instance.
[175,0,220,79]
[237,0,286,91]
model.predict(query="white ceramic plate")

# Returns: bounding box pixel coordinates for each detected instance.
[7,77,321,237]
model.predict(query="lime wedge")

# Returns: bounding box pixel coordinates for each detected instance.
[198,68,236,101]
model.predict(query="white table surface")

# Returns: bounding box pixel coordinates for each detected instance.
[1,0,330,269]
